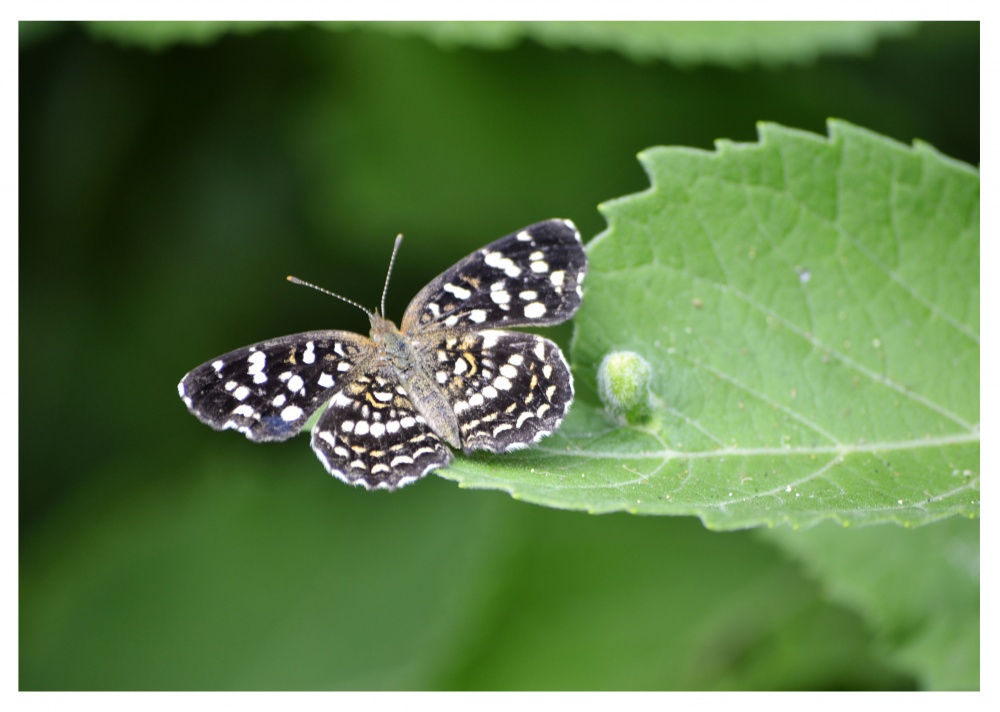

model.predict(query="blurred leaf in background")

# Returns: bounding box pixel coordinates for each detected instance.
[19,21,978,690]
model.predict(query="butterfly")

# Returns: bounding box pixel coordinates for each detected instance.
[178,219,587,490]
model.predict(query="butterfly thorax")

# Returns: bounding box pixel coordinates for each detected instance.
[369,312,462,449]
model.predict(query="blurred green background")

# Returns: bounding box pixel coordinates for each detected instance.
[20,21,978,690]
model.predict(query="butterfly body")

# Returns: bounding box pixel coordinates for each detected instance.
[368,312,462,449]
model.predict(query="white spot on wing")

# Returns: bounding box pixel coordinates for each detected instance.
[443,282,472,300]
[484,250,522,278]
[480,330,501,348]
[524,302,547,319]
[247,351,267,384]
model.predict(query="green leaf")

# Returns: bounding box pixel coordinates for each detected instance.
[445,120,980,530]
[352,21,917,67]
[83,21,299,50]
[79,21,915,67]
[759,517,979,689]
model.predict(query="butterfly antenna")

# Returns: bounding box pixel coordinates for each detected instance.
[286,275,374,318]
[380,234,404,317]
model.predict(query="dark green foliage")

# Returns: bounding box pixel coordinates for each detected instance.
[20,21,978,690]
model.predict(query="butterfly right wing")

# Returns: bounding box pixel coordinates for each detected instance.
[178,330,373,442]
[400,219,587,333]
[310,363,454,490]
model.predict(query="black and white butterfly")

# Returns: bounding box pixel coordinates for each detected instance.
[178,219,587,490]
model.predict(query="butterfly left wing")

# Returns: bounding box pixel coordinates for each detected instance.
[178,330,372,442]
[310,364,453,489]
[400,218,587,333]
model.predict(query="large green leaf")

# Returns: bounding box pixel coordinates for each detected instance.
[71,21,914,67]
[444,120,980,530]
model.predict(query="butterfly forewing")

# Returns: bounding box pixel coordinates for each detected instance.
[401,219,586,333]
[178,331,371,441]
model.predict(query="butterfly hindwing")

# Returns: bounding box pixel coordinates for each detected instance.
[309,364,454,489]
[413,328,574,453]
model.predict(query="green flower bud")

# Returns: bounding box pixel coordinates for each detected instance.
[597,351,653,424]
